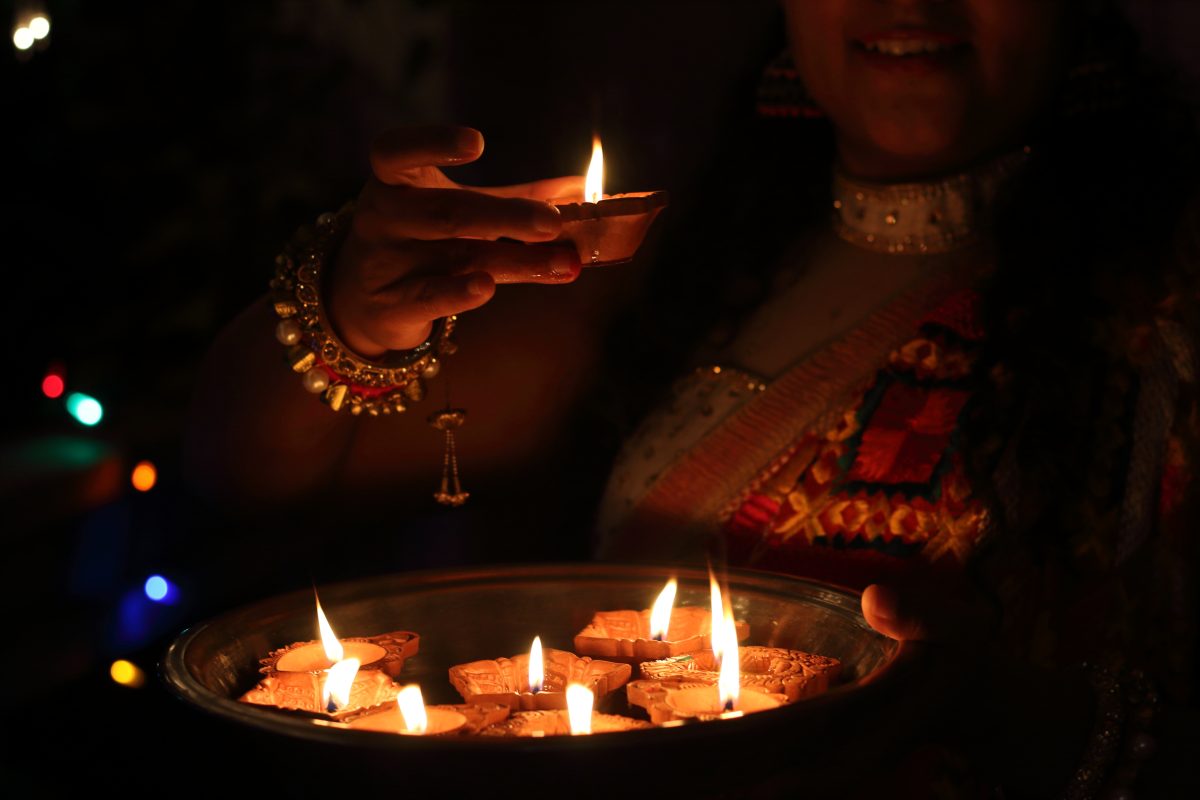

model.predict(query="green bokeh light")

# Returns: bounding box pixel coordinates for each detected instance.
[65,392,103,426]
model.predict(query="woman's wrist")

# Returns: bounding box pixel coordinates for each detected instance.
[271,206,457,416]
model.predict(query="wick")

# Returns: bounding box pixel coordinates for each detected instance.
[326,699,338,714]
[723,699,735,714]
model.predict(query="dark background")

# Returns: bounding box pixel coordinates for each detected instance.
[2,0,1197,792]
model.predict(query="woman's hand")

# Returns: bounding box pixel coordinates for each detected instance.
[861,573,998,644]
[330,125,584,358]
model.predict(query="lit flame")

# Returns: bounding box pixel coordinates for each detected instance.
[708,564,724,662]
[584,136,603,203]
[397,684,428,734]
[649,578,677,641]
[717,612,740,712]
[315,592,344,664]
[322,657,360,713]
[528,636,544,693]
[566,684,594,735]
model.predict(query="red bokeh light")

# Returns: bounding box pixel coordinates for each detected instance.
[42,374,65,399]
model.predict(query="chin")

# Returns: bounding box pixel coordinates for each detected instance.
[853,109,979,178]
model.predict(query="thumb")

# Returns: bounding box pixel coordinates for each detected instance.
[862,579,998,643]
[862,583,932,642]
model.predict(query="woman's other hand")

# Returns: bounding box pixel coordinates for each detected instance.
[861,574,998,643]
[330,125,584,358]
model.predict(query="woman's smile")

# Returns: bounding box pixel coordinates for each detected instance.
[786,0,1065,179]
[852,28,971,75]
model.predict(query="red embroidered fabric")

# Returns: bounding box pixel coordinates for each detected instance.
[722,289,990,587]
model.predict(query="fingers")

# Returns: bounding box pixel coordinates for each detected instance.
[478,174,586,203]
[398,239,581,284]
[359,183,564,242]
[395,272,496,322]
[353,273,496,352]
[370,125,484,182]
[343,241,580,351]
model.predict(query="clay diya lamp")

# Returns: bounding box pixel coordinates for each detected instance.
[627,599,794,724]
[639,646,843,702]
[479,684,651,738]
[627,680,788,725]
[574,578,750,662]
[239,593,419,717]
[341,685,506,736]
[551,137,667,266]
[448,636,631,711]
[624,614,792,724]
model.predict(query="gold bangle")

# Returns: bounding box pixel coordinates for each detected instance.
[270,204,458,416]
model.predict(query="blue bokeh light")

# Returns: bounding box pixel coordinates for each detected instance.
[144,574,170,602]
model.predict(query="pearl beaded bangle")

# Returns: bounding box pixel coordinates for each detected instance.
[270,204,458,416]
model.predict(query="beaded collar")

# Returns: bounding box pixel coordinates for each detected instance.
[831,149,1030,255]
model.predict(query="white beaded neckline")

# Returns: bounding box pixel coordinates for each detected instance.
[831,148,1030,255]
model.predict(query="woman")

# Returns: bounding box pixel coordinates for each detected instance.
[189,0,1197,794]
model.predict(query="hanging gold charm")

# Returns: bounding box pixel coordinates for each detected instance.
[428,407,469,507]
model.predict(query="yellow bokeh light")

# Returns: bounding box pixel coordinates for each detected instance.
[110,660,145,688]
[12,27,33,50]
[131,461,157,492]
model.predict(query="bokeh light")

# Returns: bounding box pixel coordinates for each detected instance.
[41,373,64,399]
[66,392,103,426]
[144,575,170,601]
[12,27,33,50]
[28,16,50,40]
[131,461,157,492]
[110,660,145,688]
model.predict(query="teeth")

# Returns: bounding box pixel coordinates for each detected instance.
[864,39,949,56]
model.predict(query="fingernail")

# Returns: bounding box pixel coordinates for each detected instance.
[455,127,484,154]
[467,273,493,297]
[532,204,561,235]
[550,251,579,278]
